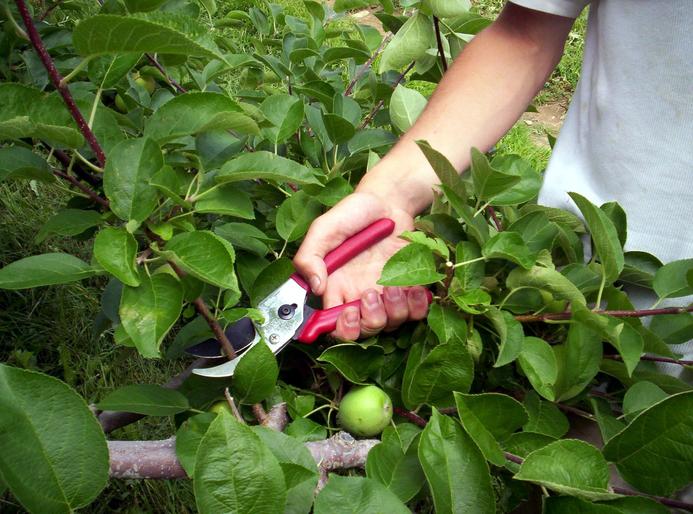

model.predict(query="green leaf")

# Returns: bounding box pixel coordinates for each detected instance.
[252,427,319,514]
[470,147,522,202]
[389,85,427,132]
[250,257,294,306]
[552,323,602,401]
[276,191,322,242]
[0,84,83,148]
[0,365,109,514]
[572,303,643,377]
[507,265,586,305]
[507,211,559,253]
[366,434,424,502]
[0,146,54,182]
[163,230,237,289]
[145,92,258,143]
[452,288,492,314]
[488,154,542,206]
[589,398,625,444]
[424,0,470,18]
[453,392,505,466]
[104,137,162,223]
[416,140,467,199]
[619,251,662,288]
[93,227,140,287]
[600,201,627,248]
[214,222,274,256]
[314,475,410,514]
[120,274,183,358]
[522,390,569,438]
[378,243,445,286]
[260,94,304,145]
[485,308,525,367]
[401,339,474,409]
[0,253,100,290]
[217,151,321,185]
[518,337,557,401]
[97,384,189,415]
[123,0,169,12]
[622,381,668,422]
[427,303,467,345]
[379,13,435,72]
[603,391,693,496]
[318,344,385,384]
[482,232,536,269]
[441,185,490,245]
[649,311,693,345]
[194,411,286,514]
[457,393,528,442]
[73,13,225,61]
[653,258,693,299]
[232,342,279,404]
[347,129,396,155]
[175,412,216,476]
[454,240,484,289]
[322,113,355,145]
[502,432,555,473]
[544,496,670,514]
[418,410,495,514]
[569,192,624,283]
[194,184,254,218]
[35,209,102,243]
[515,439,617,500]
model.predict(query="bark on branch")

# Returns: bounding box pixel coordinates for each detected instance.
[108,432,378,480]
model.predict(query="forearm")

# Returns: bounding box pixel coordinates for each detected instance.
[357,5,573,214]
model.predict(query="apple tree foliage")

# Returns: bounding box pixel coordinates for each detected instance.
[0,0,692,512]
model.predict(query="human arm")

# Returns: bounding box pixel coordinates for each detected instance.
[294,4,576,339]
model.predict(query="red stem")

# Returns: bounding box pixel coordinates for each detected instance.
[15,0,106,167]
[393,407,426,428]
[432,16,448,72]
[487,206,503,231]
[604,354,693,366]
[146,54,187,94]
[52,168,110,209]
[515,305,693,323]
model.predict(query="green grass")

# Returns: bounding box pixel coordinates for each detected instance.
[496,121,552,171]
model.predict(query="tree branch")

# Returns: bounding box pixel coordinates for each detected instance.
[15,0,106,167]
[145,54,187,94]
[97,357,212,433]
[393,406,427,427]
[604,354,693,366]
[359,62,415,129]
[52,168,109,208]
[345,33,392,96]
[107,432,378,479]
[515,305,693,323]
[432,16,448,72]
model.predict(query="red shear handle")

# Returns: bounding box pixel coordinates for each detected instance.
[291,218,396,291]
[297,289,433,344]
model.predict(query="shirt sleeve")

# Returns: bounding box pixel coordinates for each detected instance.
[509,0,590,18]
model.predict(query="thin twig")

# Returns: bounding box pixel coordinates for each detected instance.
[39,0,64,21]
[487,206,503,231]
[359,62,415,129]
[52,148,101,186]
[393,407,427,427]
[345,33,392,96]
[515,305,693,323]
[146,54,187,94]
[15,0,106,167]
[432,16,448,72]
[52,168,110,209]
[224,388,245,424]
[604,354,693,366]
[252,403,268,424]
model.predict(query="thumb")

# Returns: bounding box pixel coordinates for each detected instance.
[293,193,389,294]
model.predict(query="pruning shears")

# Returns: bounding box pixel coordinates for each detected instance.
[189,218,431,378]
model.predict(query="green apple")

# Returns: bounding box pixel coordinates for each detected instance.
[114,94,128,113]
[338,385,392,437]
[209,400,231,415]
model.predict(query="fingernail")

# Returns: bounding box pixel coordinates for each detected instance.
[345,308,359,325]
[364,290,379,307]
[310,275,321,292]
[385,287,402,301]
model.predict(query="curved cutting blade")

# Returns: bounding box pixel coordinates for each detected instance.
[185,317,257,358]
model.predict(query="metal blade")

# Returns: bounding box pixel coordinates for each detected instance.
[185,317,257,358]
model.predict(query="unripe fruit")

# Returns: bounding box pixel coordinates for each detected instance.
[338,385,392,437]
[134,75,156,94]
[208,400,231,415]
[114,94,127,113]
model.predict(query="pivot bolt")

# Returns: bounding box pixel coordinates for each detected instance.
[269,334,280,344]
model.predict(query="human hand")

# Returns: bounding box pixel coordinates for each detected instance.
[293,191,430,340]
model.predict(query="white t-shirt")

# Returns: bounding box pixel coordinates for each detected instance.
[512,0,693,265]
[510,0,693,376]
